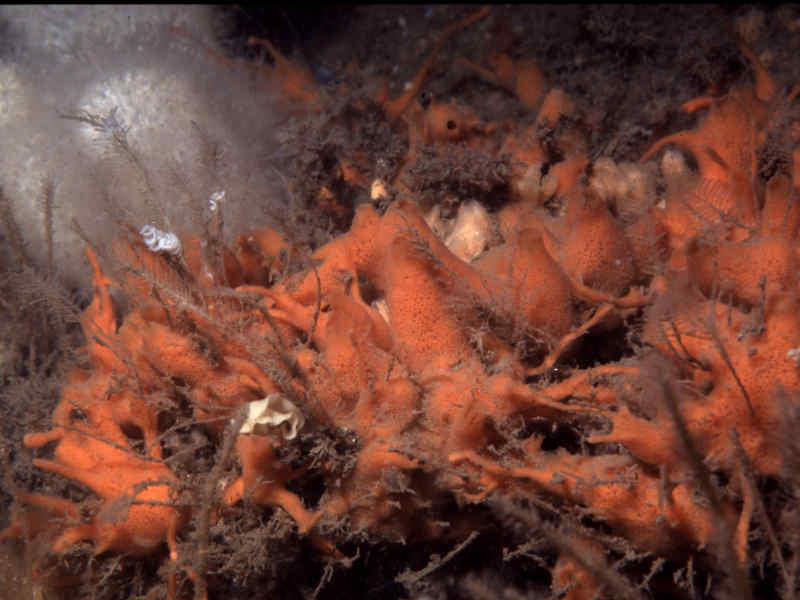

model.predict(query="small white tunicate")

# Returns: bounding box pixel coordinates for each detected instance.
[209,189,225,213]
[443,200,492,262]
[787,348,800,365]
[139,224,181,256]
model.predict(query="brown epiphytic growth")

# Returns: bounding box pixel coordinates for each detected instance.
[0,185,30,270]
[39,177,55,277]
[60,109,166,230]
[379,6,491,123]
[190,408,247,600]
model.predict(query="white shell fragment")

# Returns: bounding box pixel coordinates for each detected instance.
[239,394,305,440]
[371,298,391,327]
[139,224,182,256]
[370,179,388,202]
